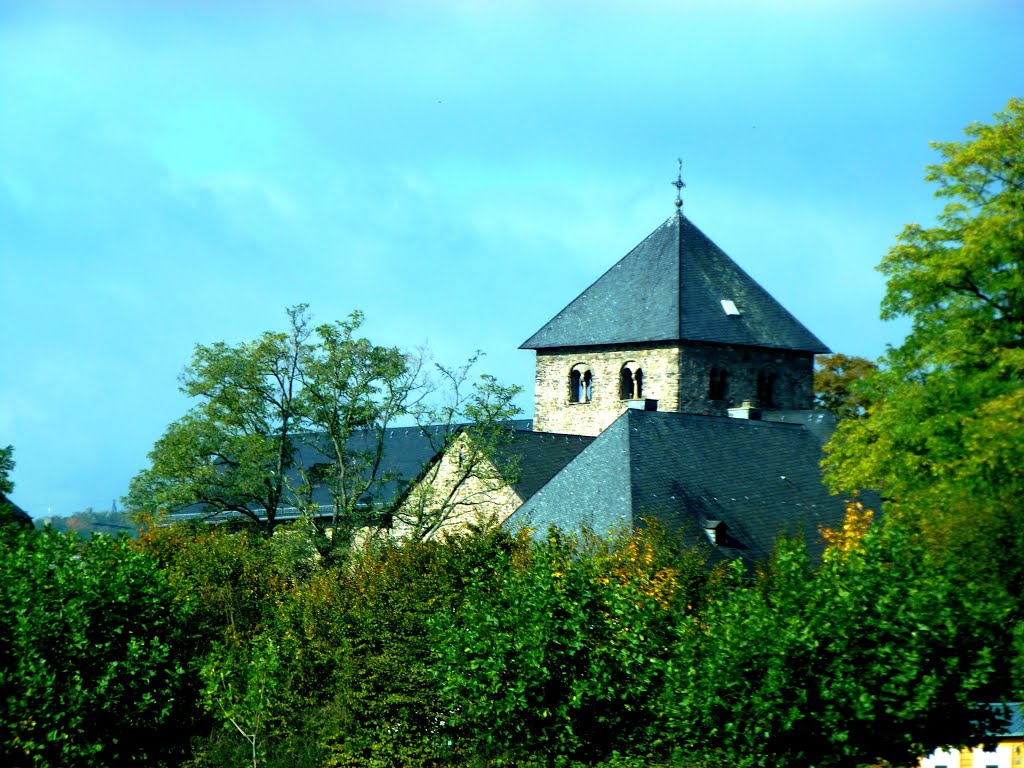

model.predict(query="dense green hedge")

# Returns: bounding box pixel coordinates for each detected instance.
[2,516,1017,768]
[0,527,194,767]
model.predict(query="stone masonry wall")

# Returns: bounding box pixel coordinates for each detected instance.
[533,343,682,436]
[677,343,816,416]
[393,432,524,539]
[533,342,815,434]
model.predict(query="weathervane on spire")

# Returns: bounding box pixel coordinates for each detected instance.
[672,158,686,213]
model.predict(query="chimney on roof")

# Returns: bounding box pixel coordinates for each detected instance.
[728,399,762,420]
[627,398,659,411]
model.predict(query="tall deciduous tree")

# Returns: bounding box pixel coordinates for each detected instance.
[0,444,29,529]
[0,444,13,496]
[128,306,311,535]
[662,524,1009,768]
[296,311,427,549]
[128,307,520,545]
[823,98,1024,625]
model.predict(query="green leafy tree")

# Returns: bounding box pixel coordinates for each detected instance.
[134,522,292,644]
[0,527,194,767]
[434,525,715,766]
[135,522,327,768]
[0,445,31,529]
[0,444,13,495]
[662,522,1010,768]
[201,633,287,768]
[296,311,425,550]
[129,307,520,546]
[316,538,472,768]
[823,99,1024,659]
[128,306,311,535]
[813,353,879,420]
[137,517,530,767]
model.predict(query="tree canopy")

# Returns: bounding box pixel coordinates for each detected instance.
[127,306,520,545]
[128,307,312,535]
[823,98,1024,692]
[0,444,31,530]
[813,353,879,421]
[662,523,1009,768]
[826,99,1024,499]
[0,445,13,496]
[1,526,194,767]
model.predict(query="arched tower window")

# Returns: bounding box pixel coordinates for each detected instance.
[569,364,593,403]
[709,366,729,401]
[757,368,778,408]
[619,368,632,399]
[619,361,643,400]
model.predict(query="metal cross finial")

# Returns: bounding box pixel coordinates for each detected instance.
[672,158,686,212]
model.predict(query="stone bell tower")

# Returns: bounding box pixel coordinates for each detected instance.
[520,175,829,437]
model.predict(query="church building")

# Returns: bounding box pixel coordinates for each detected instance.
[522,195,829,436]
[168,177,859,569]
[405,184,857,568]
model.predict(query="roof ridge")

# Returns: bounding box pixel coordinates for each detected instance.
[628,408,811,431]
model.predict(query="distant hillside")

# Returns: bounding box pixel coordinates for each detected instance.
[35,508,141,538]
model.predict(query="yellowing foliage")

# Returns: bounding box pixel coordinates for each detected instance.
[821,498,874,560]
[598,527,681,611]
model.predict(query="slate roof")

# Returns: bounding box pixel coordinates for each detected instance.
[506,409,853,567]
[1,491,33,529]
[992,702,1024,738]
[293,424,461,510]
[760,409,839,445]
[169,420,535,522]
[521,211,830,353]
[493,430,595,502]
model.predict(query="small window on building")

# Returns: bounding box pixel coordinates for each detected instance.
[757,368,778,408]
[703,519,725,545]
[570,364,593,403]
[619,361,643,400]
[721,299,741,316]
[709,366,729,400]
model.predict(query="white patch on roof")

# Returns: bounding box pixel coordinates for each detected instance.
[721,299,741,316]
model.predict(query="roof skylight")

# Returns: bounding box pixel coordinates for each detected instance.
[721,299,741,316]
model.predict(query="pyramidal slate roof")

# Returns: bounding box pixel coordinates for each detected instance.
[521,211,830,353]
[506,409,853,567]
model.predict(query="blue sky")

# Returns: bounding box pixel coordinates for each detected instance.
[2,0,1022,517]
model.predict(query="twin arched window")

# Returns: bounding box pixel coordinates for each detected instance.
[569,361,646,403]
[569,364,593,403]
[619,361,643,400]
